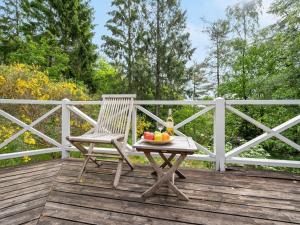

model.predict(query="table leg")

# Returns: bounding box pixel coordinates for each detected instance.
[159,153,186,179]
[142,152,189,201]
[151,153,186,179]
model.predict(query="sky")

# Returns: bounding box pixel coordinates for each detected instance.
[91,0,278,63]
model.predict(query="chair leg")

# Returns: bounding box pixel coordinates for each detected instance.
[77,156,90,183]
[113,159,123,188]
[113,140,134,170]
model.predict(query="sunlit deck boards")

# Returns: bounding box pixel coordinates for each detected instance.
[0,159,299,225]
[0,160,62,225]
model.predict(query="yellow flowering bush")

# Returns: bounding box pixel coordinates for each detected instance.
[0,64,89,100]
[0,64,91,150]
[23,132,36,145]
[136,115,152,137]
[23,155,31,163]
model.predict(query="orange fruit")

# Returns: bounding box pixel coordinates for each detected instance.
[162,132,170,141]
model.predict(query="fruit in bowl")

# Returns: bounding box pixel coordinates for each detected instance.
[162,132,170,141]
[154,131,163,141]
[143,131,170,142]
[143,131,154,140]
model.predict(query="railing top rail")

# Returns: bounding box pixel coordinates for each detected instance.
[0,99,216,106]
[0,99,62,105]
[227,100,300,105]
[1,99,300,106]
[134,100,215,105]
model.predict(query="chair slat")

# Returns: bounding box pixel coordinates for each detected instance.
[93,96,135,136]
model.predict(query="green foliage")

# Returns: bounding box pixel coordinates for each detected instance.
[102,0,195,100]
[186,62,213,99]
[0,0,26,63]
[8,37,69,79]
[29,0,98,87]
[0,0,98,89]
[136,115,152,137]
[202,18,230,92]
[92,59,124,96]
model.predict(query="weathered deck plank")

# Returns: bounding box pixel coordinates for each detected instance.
[0,158,299,225]
[60,161,300,194]
[0,160,62,225]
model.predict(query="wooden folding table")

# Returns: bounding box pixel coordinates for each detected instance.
[133,136,197,200]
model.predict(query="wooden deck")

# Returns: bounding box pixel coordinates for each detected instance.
[0,159,299,225]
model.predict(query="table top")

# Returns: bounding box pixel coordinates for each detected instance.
[133,136,198,154]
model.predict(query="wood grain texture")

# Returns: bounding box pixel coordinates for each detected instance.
[134,136,197,153]
[0,160,61,225]
[0,159,299,225]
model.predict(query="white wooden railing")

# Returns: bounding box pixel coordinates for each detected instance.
[0,98,300,171]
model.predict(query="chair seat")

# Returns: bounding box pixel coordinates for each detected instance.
[67,133,125,144]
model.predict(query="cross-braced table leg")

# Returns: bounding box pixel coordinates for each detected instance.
[151,153,186,179]
[142,151,189,201]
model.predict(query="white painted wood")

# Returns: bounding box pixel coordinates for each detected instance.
[226,105,300,151]
[0,148,61,160]
[214,97,226,171]
[0,105,61,149]
[227,100,300,105]
[226,114,300,158]
[61,99,71,158]
[227,157,300,168]
[66,101,102,105]
[174,106,215,129]
[136,105,167,126]
[0,99,62,105]
[0,109,63,148]
[1,97,300,170]
[67,105,97,126]
[2,99,299,106]
[135,100,215,105]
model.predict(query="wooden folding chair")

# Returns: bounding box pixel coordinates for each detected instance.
[66,94,135,187]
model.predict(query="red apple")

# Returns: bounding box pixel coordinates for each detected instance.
[144,131,154,140]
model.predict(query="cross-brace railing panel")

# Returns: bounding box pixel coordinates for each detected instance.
[225,104,300,168]
[0,107,63,149]
[1,98,299,170]
[135,105,216,158]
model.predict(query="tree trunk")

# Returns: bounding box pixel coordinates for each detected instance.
[155,0,161,115]
[127,0,133,92]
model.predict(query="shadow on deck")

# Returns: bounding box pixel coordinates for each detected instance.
[0,158,299,225]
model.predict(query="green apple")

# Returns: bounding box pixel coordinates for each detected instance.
[154,132,162,141]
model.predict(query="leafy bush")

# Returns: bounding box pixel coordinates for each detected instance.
[0,64,90,166]
[0,64,89,100]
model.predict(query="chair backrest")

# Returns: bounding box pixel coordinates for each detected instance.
[95,94,136,142]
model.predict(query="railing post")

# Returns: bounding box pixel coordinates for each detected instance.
[61,98,70,159]
[132,105,137,150]
[214,97,225,171]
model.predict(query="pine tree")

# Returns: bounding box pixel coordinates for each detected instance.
[202,18,230,94]
[186,62,213,100]
[146,0,195,101]
[27,0,98,87]
[0,0,28,63]
[102,0,146,93]
[226,0,262,99]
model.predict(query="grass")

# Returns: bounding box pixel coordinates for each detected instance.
[0,148,299,174]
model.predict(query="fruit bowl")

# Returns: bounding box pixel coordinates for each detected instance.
[141,136,174,145]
